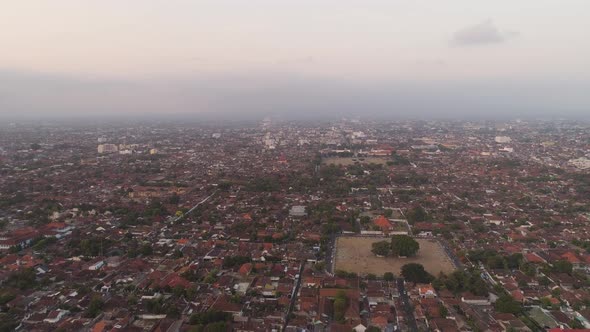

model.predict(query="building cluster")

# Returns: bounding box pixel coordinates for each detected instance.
[0,119,589,331]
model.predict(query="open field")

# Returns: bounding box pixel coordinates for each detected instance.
[334,236,455,277]
[322,157,389,166]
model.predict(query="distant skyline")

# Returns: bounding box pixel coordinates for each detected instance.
[1,1,589,119]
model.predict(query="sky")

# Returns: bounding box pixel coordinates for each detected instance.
[1,1,589,120]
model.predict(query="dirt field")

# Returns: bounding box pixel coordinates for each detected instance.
[334,236,455,277]
[322,157,389,166]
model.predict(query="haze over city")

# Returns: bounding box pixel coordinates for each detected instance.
[1,1,590,120]
[2,3,590,332]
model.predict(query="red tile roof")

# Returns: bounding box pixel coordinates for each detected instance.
[373,216,391,230]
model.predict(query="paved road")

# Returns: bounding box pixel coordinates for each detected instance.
[397,278,418,332]
[171,190,217,223]
[439,239,462,269]
[282,262,305,331]
[325,234,337,274]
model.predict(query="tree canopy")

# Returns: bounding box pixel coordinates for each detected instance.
[494,294,522,314]
[432,269,489,296]
[333,290,348,323]
[371,235,419,258]
[401,263,434,284]
[391,235,419,257]
[405,206,428,223]
[371,240,391,256]
[552,260,573,274]
[383,272,395,281]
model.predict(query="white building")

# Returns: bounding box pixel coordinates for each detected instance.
[569,157,590,170]
[88,260,105,270]
[289,205,307,217]
[97,144,118,154]
[43,309,68,324]
[495,136,512,143]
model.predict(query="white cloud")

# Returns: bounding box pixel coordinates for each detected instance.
[451,20,517,46]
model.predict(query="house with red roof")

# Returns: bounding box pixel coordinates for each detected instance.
[525,252,546,264]
[511,289,525,303]
[418,284,436,298]
[561,252,583,269]
[373,216,392,233]
[238,263,253,277]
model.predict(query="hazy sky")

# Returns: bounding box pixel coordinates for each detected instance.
[1,1,589,119]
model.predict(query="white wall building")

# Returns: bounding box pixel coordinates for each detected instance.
[97,144,118,154]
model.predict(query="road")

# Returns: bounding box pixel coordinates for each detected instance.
[397,278,418,332]
[324,234,337,274]
[438,239,462,269]
[282,262,305,331]
[172,190,217,223]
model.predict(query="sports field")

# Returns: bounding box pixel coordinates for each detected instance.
[334,236,455,276]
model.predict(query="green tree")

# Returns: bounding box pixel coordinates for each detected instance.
[186,286,198,300]
[172,249,184,259]
[371,240,391,256]
[173,285,186,298]
[222,256,251,268]
[552,260,573,274]
[435,270,489,296]
[360,216,371,225]
[494,294,522,314]
[189,311,231,325]
[383,272,395,281]
[406,206,428,224]
[540,297,557,309]
[203,269,218,284]
[439,304,448,318]
[6,268,37,290]
[570,318,585,329]
[168,193,180,204]
[539,276,551,287]
[333,290,348,323]
[140,243,153,256]
[85,295,104,318]
[314,261,326,271]
[204,321,228,332]
[401,263,434,284]
[391,235,419,257]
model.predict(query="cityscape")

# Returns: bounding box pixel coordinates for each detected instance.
[1,119,589,331]
[2,1,590,331]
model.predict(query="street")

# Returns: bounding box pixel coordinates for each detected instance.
[171,190,217,223]
[397,278,418,332]
[282,262,305,331]
[324,234,337,274]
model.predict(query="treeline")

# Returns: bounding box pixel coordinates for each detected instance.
[67,236,114,257]
[246,176,281,192]
[333,290,348,323]
[573,239,590,253]
[467,250,524,270]
[222,256,251,269]
[371,235,420,257]
[189,310,232,332]
[432,269,488,297]
[4,268,38,290]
